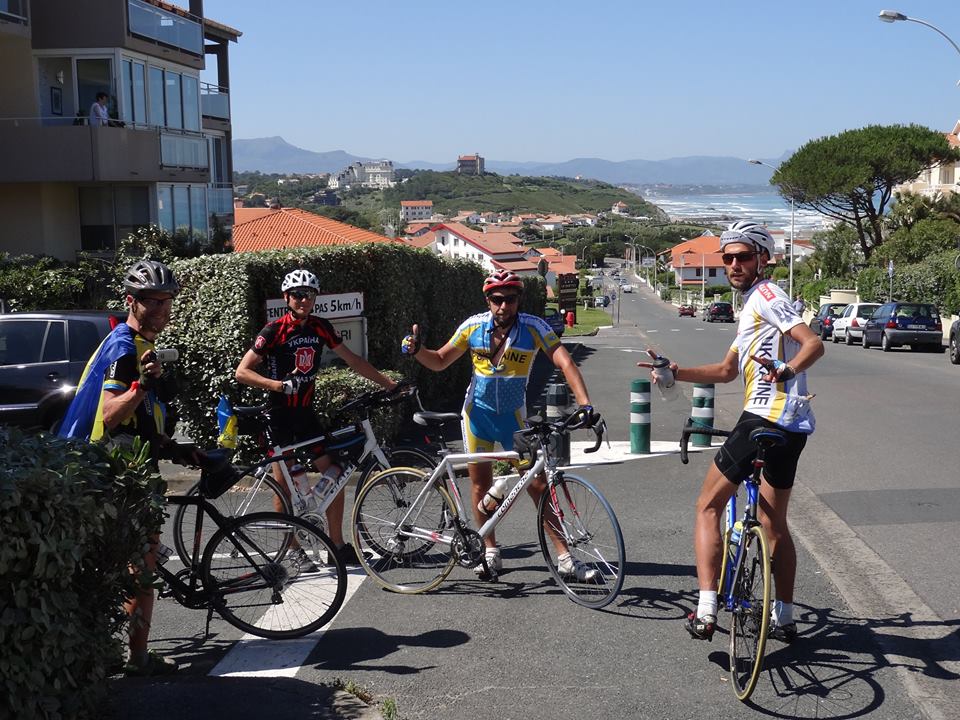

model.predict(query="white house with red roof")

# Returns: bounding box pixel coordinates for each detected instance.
[400,200,434,222]
[668,233,730,291]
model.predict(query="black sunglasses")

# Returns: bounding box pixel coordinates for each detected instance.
[288,290,317,300]
[721,251,758,265]
[136,295,174,309]
[486,294,520,306]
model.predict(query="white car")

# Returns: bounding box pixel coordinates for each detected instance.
[832,302,880,345]
[621,284,634,293]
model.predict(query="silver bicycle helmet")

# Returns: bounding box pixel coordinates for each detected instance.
[123,259,180,296]
[281,269,320,293]
[720,221,776,258]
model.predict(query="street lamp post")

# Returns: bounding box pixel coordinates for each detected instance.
[879,11,960,70]
[748,158,795,299]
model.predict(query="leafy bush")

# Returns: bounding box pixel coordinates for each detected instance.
[0,253,116,312]
[660,288,672,302]
[856,252,960,312]
[0,428,165,720]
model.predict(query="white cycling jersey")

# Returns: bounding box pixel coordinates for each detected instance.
[730,279,815,433]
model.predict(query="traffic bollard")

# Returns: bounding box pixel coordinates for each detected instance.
[545,382,572,465]
[691,383,715,447]
[630,378,651,454]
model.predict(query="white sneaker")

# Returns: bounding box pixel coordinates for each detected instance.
[474,548,502,580]
[557,552,599,582]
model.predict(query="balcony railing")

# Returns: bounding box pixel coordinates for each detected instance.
[128,0,202,55]
[207,183,234,216]
[200,82,229,120]
[0,0,28,23]
[160,128,208,170]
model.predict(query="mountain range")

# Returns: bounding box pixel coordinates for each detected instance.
[233,136,788,186]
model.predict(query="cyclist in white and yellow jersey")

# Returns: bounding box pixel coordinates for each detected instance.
[639,221,823,644]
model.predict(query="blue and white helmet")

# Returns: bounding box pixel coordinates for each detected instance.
[281,269,320,293]
[720,221,776,259]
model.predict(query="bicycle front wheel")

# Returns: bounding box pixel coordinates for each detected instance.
[172,466,290,566]
[352,467,457,594]
[729,524,772,701]
[201,512,346,639]
[537,474,625,609]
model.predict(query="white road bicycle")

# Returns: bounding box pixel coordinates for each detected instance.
[171,383,456,565]
[351,408,626,609]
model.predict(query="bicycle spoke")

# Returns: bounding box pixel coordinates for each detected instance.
[728,525,772,701]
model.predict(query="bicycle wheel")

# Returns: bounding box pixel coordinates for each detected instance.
[352,467,458,593]
[172,466,290,566]
[717,526,733,595]
[356,445,438,492]
[537,473,625,609]
[729,524,772,701]
[201,512,346,639]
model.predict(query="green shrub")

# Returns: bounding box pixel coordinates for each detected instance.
[0,253,116,312]
[856,253,960,312]
[660,288,672,302]
[0,428,166,720]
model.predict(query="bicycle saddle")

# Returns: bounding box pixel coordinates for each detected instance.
[413,411,460,427]
[749,428,787,448]
[233,404,270,417]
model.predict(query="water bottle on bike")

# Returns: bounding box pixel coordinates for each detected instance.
[477,477,508,515]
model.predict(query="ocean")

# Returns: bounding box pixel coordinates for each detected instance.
[641,191,830,235]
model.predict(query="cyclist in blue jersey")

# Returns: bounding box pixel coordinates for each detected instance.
[639,221,823,644]
[403,270,601,580]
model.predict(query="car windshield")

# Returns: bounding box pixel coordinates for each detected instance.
[857,305,879,319]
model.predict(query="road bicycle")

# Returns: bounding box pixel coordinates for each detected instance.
[351,408,625,609]
[160,451,347,639]
[680,418,783,701]
[171,382,453,565]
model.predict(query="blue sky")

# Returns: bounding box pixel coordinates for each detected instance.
[202,0,960,163]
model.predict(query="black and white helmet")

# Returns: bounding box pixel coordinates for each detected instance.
[720,221,776,258]
[123,259,180,296]
[281,269,320,293]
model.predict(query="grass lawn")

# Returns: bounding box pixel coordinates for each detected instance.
[547,303,611,336]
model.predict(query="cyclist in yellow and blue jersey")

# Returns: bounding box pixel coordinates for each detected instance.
[403,270,601,581]
[639,221,823,645]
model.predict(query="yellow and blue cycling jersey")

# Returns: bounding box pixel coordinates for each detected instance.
[450,311,561,414]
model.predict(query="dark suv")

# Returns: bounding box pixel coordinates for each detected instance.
[0,311,125,430]
[809,303,848,339]
[861,302,943,352]
[704,301,734,323]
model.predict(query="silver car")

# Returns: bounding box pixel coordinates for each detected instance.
[831,303,880,345]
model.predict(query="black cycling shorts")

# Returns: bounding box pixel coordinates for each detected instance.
[264,407,326,455]
[714,411,808,490]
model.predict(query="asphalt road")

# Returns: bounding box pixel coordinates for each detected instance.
[109,269,960,720]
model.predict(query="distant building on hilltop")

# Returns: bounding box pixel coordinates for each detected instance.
[328,160,396,190]
[400,199,433,222]
[457,153,485,175]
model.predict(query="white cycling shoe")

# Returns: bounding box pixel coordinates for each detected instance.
[474,547,502,580]
[557,552,599,582]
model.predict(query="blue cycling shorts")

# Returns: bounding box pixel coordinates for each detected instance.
[461,402,525,453]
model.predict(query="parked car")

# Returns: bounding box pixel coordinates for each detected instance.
[543,308,566,337]
[621,284,634,293]
[678,304,696,317]
[594,295,611,308]
[861,302,943,352]
[0,311,126,430]
[950,317,960,364]
[809,303,848,339]
[831,303,880,345]
[703,301,734,323]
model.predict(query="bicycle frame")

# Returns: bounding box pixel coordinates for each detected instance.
[721,473,761,611]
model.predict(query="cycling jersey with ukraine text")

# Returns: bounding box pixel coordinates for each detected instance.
[450,312,561,414]
[731,280,815,433]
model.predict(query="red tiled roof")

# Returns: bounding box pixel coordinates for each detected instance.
[234,207,280,224]
[401,200,433,207]
[404,232,437,249]
[946,132,960,148]
[493,259,539,272]
[437,223,524,256]
[536,247,561,256]
[675,252,727,269]
[233,208,397,252]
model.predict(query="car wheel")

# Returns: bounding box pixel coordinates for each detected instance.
[950,335,960,365]
[862,332,871,349]
[845,330,853,346]
[881,332,892,352]
[831,330,839,344]
[820,327,828,340]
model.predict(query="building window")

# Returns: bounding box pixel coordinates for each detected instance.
[157,184,209,239]
[79,186,150,253]
[941,163,956,186]
[148,66,164,125]
[164,71,182,130]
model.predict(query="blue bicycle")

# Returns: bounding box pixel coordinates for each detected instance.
[680,418,784,701]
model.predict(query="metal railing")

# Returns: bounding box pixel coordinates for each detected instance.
[160,128,208,170]
[200,82,229,120]
[128,0,203,55]
[0,0,28,23]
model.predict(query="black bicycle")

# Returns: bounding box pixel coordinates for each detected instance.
[160,451,347,639]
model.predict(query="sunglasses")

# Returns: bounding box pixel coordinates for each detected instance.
[721,251,758,266]
[288,290,317,300]
[486,294,520,306]
[136,296,174,309]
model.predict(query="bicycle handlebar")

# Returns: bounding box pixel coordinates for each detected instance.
[518,406,606,456]
[679,418,730,465]
[334,380,419,417]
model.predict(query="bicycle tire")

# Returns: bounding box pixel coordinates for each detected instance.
[172,467,291,566]
[729,524,772,701]
[717,526,734,595]
[201,512,346,639]
[356,445,438,493]
[536,473,625,609]
[351,467,458,594]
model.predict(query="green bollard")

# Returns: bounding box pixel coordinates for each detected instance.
[630,378,651,454]
[691,383,715,447]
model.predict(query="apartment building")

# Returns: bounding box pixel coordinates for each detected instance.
[400,199,432,222]
[894,120,960,199]
[0,0,240,259]
[327,161,395,190]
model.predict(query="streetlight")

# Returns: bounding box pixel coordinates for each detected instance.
[878,11,960,69]
[748,158,796,299]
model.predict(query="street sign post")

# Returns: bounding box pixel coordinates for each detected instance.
[558,273,579,323]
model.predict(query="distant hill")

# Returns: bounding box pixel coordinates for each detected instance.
[233,137,788,185]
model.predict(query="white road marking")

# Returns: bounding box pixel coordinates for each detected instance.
[567,439,721,466]
[209,567,367,678]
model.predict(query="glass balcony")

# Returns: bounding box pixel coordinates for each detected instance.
[201,82,230,120]
[128,0,202,55]
[0,0,27,22]
[207,184,234,216]
[160,129,208,170]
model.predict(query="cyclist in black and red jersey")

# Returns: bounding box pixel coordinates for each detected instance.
[235,269,396,564]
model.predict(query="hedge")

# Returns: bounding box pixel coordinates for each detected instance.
[855,252,960,314]
[0,428,166,720]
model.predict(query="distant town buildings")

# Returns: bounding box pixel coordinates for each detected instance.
[328,160,396,190]
[400,200,434,222]
[457,153,485,175]
[894,119,960,198]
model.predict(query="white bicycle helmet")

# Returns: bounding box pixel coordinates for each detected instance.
[720,221,776,258]
[281,269,320,293]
